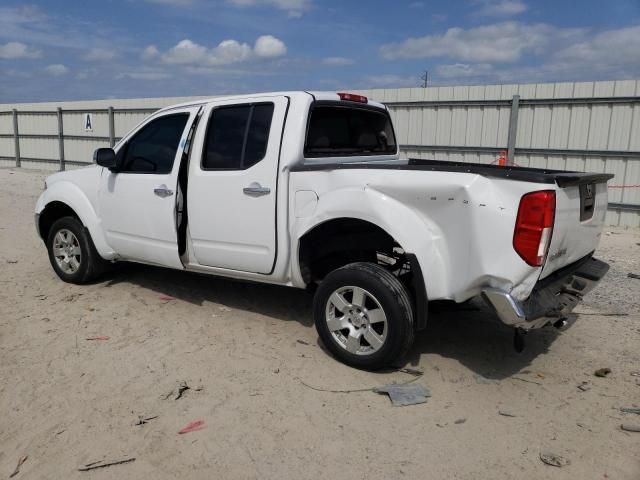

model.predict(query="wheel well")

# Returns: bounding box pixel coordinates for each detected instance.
[299,218,428,331]
[38,202,80,241]
[299,218,406,283]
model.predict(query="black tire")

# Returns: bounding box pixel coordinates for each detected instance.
[46,216,108,284]
[313,262,415,370]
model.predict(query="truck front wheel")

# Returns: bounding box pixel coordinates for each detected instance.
[46,216,107,284]
[313,262,415,370]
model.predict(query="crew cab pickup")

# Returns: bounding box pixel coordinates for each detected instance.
[35,91,612,369]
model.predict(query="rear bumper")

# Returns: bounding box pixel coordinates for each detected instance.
[482,256,609,330]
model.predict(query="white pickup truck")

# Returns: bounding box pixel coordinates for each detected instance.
[36,91,612,369]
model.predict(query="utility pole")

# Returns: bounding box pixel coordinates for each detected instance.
[420,70,428,88]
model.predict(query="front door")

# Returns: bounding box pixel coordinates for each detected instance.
[98,107,199,268]
[187,96,289,274]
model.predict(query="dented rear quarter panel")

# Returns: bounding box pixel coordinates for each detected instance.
[289,168,550,302]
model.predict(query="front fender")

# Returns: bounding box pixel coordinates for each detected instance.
[292,185,451,300]
[36,181,115,259]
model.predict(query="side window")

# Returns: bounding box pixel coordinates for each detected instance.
[202,103,274,170]
[120,113,189,174]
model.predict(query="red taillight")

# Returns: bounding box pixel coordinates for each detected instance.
[337,92,368,103]
[513,190,556,266]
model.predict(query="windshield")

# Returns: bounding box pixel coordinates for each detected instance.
[304,104,397,158]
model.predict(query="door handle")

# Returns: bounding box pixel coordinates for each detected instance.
[243,182,271,196]
[154,185,174,198]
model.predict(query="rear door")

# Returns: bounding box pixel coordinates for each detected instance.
[540,180,609,278]
[98,107,200,268]
[187,96,289,274]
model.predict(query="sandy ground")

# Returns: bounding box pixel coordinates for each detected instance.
[1,166,639,480]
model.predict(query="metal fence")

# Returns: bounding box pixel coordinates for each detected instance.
[1,80,639,227]
[0,106,155,169]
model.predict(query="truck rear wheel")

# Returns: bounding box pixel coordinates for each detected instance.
[313,262,414,370]
[46,216,108,284]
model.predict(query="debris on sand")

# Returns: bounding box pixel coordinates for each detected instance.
[373,384,431,407]
[498,410,517,417]
[594,368,611,378]
[299,369,425,397]
[178,420,205,434]
[6,260,18,264]
[620,407,640,415]
[162,381,202,401]
[454,418,467,424]
[296,339,310,345]
[78,457,135,471]
[539,452,570,468]
[627,273,640,280]
[511,376,542,386]
[62,293,83,302]
[397,367,424,376]
[620,424,640,433]
[158,295,174,302]
[135,415,158,426]
[9,455,28,478]
[86,336,110,341]
[175,381,191,400]
[577,381,591,392]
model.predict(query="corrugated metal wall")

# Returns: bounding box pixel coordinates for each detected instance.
[1,81,639,227]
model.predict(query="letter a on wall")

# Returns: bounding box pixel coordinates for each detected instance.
[84,113,93,132]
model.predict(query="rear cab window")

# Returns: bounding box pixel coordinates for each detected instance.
[304,103,397,158]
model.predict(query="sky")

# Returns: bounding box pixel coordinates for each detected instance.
[0,0,639,102]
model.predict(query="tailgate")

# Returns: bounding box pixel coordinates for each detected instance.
[540,178,610,279]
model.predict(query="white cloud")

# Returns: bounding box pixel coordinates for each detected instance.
[0,41,41,59]
[83,47,117,62]
[141,45,160,61]
[161,35,286,66]
[0,5,99,50]
[474,0,527,17]
[427,24,640,84]
[227,0,311,18]
[163,39,210,64]
[435,63,495,79]
[409,1,425,8]
[117,70,172,81]
[380,22,583,63]
[322,56,354,66]
[44,64,69,76]
[254,35,287,58]
[552,25,640,72]
[163,39,251,65]
[363,74,418,88]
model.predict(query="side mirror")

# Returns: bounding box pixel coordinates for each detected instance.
[94,148,118,172]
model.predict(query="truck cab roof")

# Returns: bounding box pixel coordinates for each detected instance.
[156,91,387,114]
